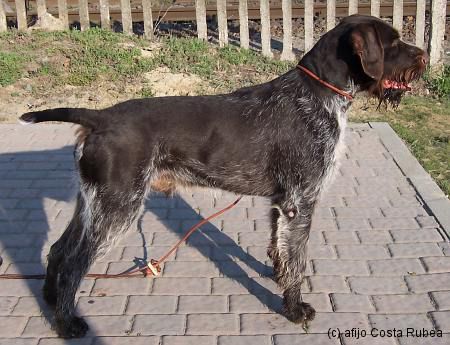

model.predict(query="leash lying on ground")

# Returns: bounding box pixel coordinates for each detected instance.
[0,196,242,280]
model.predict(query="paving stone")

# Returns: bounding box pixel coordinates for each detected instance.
[175,246,211,261]
[162,336,215,345]
[0,316,27,337]
[336,244,390,259]
[368,258,425,276]
[178,295,227,313]
[238,232,270,246]
[323,231,359,244]
[212,278,251,294]
[133,315,185,335]
[126,295,177,314]
[219,335,271,345]
[381,207,428,218]
[0,297,18,316]
[84,315,134,336]
[274,334,340,345]
[186,314,238,335]
[308,276,349,293]
[308,244,337,259]
[229,295,269,313]
[430,311,450,332]
[91,278,152,296]
[431,291,450,310]
[223,220,254,233]
[312,259,369,276]
[349,277,408,294]
[76,296,127,315]
[306,312,369,333]
[388,243,443,258]
[370,218,420,230]
[240,313,305,334]
[369,313,434,330]
[336,218,372,231]
[152,278,211,295]
[331,293,375,312]
[92,337,158,345]
[397,335,450,345]
[390,229,443,243]
[372,294,434,313]
[421,257,450,273]
[162,261,219,277]
[22,316,56,337]
[357,231,392,243]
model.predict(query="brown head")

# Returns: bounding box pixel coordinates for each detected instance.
[300,15,427,107]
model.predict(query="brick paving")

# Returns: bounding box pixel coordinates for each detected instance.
[0,123,449,345]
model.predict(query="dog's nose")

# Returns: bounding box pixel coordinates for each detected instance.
[420,52,428,66]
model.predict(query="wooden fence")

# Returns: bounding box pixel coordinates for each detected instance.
[0,0,448,65]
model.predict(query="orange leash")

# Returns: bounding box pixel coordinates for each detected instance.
[0,196,242,280]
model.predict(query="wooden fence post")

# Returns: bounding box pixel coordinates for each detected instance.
[0,0,7,32]
[99,0,110,30]
[239,0,249,49]
[142,0,153,39]
[36,0,47,18]
[326,0,335,31]
[415,0,425,48]
[392,0,403,36]
[429,0,446,66]
[281,0,295,60]
[15,0,27,30]
[79,0,90,30]
[121,0,133,34]
[260,0,272,57]
[196,0,207,40]
[217,0,228,47]
[58,0,69,29]
[304,0,313,53]
[370,0,380,17]
[348,0,358,15]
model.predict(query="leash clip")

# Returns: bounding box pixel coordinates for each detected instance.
[144,259,161,277]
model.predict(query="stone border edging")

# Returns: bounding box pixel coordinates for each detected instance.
[370,122,450,239]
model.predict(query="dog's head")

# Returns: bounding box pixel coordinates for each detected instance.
[341,15,427,107]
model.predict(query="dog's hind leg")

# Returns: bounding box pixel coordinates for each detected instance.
[53,183,145,338]
[43,193,84,307]
[270,195,316,324]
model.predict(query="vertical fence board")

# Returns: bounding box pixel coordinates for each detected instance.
[99,0,110,29]
[79,0,90,30]
[58,0,69,29]
[196,0,207,40]
[304,0,313,53]
[392,0,403,36]
[217,0,228,47]
[15,0,27,30]
[326,0,335,31]
[429,0,446,66]
[370,0,380,17]
[121,0,133,34]
[260,0,272,57]
[281,0,294,60]
[348,0,358,15]
[415,0,425,48]
[0,0,6,32]
[238,0,249,49]
[142,0,153,39]
[36,0,47,18]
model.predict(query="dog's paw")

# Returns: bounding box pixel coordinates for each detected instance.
[56,316,89,338]
[283,301,316,324]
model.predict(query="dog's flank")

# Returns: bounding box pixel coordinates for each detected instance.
[19,15,427,338]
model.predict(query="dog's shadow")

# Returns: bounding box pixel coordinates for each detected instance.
[0,144,283,342]
[138,195,283,312]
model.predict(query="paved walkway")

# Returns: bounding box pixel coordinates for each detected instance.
[0,123,449,345]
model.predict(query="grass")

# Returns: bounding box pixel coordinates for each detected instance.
[0,29,448,195]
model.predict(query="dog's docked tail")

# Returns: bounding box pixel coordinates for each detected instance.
[19,108,100,129]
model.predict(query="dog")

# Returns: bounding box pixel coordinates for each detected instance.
[19,15,426,338]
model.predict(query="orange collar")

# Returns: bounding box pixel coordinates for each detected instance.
[297,65,353,101]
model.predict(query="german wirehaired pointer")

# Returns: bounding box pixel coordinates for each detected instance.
[20,15,426,337]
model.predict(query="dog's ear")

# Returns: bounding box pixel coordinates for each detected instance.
[350,24,384,80]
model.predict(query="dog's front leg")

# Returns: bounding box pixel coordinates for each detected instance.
[269,196,316,324]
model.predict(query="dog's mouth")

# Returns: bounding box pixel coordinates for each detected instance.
[382,79,411,91]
